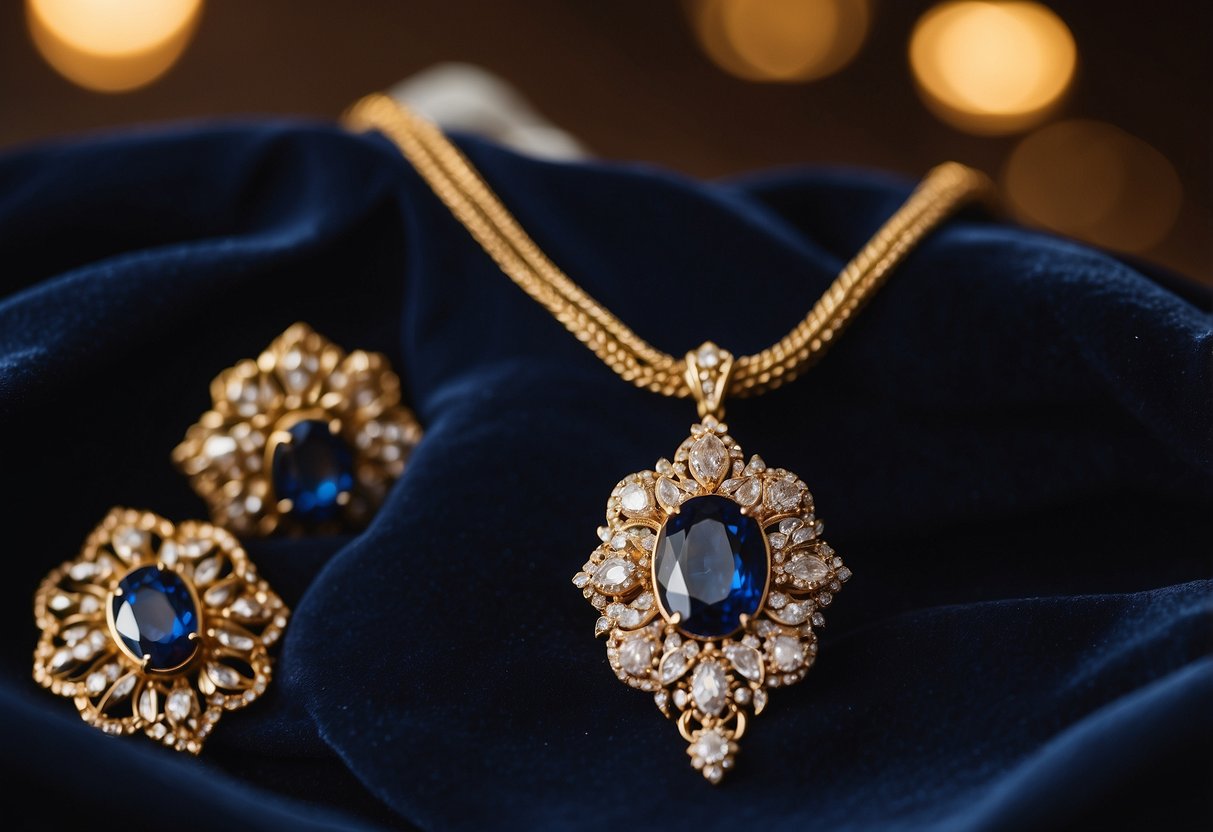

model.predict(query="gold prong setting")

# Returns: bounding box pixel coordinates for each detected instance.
[573,416,851,782]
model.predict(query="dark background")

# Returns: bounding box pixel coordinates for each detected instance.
[0,0,1208,282]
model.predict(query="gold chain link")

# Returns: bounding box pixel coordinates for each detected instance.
[344,92,994,401]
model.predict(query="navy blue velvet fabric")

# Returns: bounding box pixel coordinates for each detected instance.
[0,123,1209,830]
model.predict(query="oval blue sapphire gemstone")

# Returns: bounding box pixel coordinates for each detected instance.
[654,495,769,638]
[271,419,355,523]
[111,566,200,670]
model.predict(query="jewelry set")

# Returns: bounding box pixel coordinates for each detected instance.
[33,91,991,781]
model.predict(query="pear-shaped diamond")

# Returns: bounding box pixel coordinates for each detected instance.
[689,434,728,487]
[656,477,684,511]
[736,478,762,506]
[765,479,801,512]
[660,648,691,684]
[723,644,763,682]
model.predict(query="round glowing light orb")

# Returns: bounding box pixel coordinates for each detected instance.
[909,1,1076,134]
[689,0,871,83]
[1004,120,1182,253]
[27,0,203,93]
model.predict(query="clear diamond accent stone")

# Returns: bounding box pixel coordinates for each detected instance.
[620,483,650,513]
[207,663,242,689]
[787,554,829,583]
[791,527,817,546]
[765,480,801,511]
[139,688,157,721]
[744,455,766,475]
[768,532,787,550]
[724,644,763,681]
[769,601,812,625]
[779,518,803,534]
[689,434,728,485]
[754,689,768,713]
[230,597,262,618]
[50,648,72,670]
[85,672,107,695]
[112,528,146,558]
[656,477,684,510]
[838,567,852,581]
[619,636,655,677]
[69,562,97,581]
[204,584,234,606]
[660,648,691,684]
[166,689,194,723]
[594,617,611,636]
[49,594,71,611]
[691,661,728,716]
[593,558,637,594]
[215,629,255,651]
[735,478,762,506]
[194,556,221,585]
[690,728,730,764]
[79,595,99,614]
[772,636,804,671]
[571,572,591,588]
[768,592,788,609]
[110,675,135,701]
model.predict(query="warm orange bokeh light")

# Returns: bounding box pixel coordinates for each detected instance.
[910,1,1076,134]
[27,0,203,93]
[1004,120,1182,253]
[689,0,870,83]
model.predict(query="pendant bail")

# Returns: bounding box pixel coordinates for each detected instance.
[685,342,735,420]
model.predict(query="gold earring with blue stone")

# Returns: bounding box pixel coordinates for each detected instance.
[173,323,421,536]
[33,508,289,753]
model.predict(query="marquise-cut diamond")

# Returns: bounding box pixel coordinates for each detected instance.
[619,636,655,677]
[207,663,242,689]
[786,554,829,583]
[215,628,255,651]
[571,572,592,588]
[691,661,728,716]
[619,483,650,513]
[110,675,135,701]
[689,434,728,485]
[593,558,637,594]
[166,688,194,723]
[194,556,221,585]
[723,644,763,682]
[139,688,158,721]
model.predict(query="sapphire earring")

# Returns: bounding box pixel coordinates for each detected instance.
[33,508,289,753]
[173,323,421,536]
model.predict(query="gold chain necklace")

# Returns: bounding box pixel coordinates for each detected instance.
[346,92,993,782]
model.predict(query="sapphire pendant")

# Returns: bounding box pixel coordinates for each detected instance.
[571,345,851,782]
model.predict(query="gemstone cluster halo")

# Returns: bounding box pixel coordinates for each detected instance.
[33,508,289,753]
[572,417,851,782]
[172,322,421,536]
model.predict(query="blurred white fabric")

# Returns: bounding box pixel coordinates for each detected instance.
[389,63,589,161]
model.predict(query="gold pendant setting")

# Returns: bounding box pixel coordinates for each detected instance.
[572,347,851,782]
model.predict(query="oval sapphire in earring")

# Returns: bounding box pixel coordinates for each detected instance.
[173,323,422,536]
